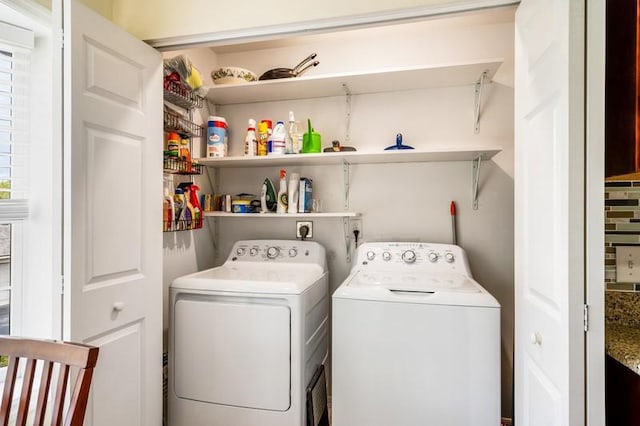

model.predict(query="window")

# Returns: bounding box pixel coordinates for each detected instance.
[0,20,33,342]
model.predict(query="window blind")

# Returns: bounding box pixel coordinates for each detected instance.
[0,20,33,219]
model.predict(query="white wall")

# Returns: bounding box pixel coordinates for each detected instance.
[168,12,515,416]
[161,47,218,344]
[112,0,517,41]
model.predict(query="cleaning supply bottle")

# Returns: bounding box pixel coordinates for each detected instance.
[173,188,186,230]
[257,121,269,156]
[177,183,195,229]
[270,121,287,155]
[260,180,268,213]
[288,172,300,213]
[287,111,302,154]
[244,119,257,157]
[276,169,288,214]
[163,187,174,231]
[188,183,202,228]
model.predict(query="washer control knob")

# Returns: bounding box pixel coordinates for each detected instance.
[236,248,246,256]
[366,251,376,261]
[249,248,258,256]
[445,253,455,263]
[289,248,298,257]
[266,247,280,259]
[428,252,439,263]
[382,251,392,261]
[402,250,417,264]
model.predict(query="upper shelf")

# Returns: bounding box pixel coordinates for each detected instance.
[204,59,503,105]
[196,146,502,168]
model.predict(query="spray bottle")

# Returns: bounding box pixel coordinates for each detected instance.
[244,119,257,157]
[189,184,202,228]
[276,169,288,214]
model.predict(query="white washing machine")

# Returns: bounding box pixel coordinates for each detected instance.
[169,240,329,426]
[332,242,500,426]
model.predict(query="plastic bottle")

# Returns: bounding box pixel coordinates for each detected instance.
[244,119,257,157]
[287,111,302,154]
[288,172,300,213]
[207,116,227,157]
[163,187,174,231]
[260,180,268,213]
[270,121,286,155]
[276,169,288,214]
[188,184,202,228]
[179,138,192,171]
[257,121,269,156]
[167,132,180,157]
[173,188,187,230]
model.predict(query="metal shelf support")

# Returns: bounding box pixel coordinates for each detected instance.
[343,161,350,210]
[343,217,352,263]
[343,83,352,145]
[474,70,488,134]
[472,155,482,210]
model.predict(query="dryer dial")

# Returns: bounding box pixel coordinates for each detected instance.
[428,252,439,263]
[382,251,392,261]
[445,253,455,263]
[236,248,246,256]
[289,248,298,257]
[249,248,258,256]
[402,250,416,264]
[366,251,376,261]
[266,247,280,259]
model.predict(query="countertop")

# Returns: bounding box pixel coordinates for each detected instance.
[606,323,640,374]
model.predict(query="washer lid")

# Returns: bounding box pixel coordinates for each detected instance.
[333,271,500,308]
[170,263,326,294]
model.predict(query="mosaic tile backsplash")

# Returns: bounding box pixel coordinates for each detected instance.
[605,180,640,291]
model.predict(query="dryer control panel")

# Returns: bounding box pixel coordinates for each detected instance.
[227,239,327,268]
[354,242,472,276]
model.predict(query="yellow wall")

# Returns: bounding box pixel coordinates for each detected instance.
[36,0,112,19]
[112,0,487,41]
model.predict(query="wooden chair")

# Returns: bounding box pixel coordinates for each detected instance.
[0,337,99,426]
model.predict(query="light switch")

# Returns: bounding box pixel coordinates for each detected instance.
[616,246,640,282]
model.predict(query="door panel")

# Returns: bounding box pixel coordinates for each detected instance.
[174,297,291,410]
[86,322,144,425]
[514,0,585,424]
[63,1,163,425]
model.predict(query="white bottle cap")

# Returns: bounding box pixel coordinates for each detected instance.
[289,111,295,122]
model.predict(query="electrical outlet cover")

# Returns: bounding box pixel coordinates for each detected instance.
[296,221,313,238]
[616,246,640,282]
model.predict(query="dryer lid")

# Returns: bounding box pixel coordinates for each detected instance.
[170,263,326,295]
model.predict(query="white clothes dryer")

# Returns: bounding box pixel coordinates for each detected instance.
[169,240,329,426]
[332,242,500,426]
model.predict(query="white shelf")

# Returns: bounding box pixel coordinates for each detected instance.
[204,212,360,218]
[205,59,503,105]
[195,146,502,168]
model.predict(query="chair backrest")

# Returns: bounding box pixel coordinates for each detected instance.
[0,337,99,426]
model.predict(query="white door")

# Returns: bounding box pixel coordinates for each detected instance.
[514,0,585,425]
[62,1,163,425]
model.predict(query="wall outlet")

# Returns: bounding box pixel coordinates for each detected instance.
[296,221,313,239]
[616,246,640,282]
[350,218,363,239]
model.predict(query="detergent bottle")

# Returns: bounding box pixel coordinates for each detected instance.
[276,169,288,214]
